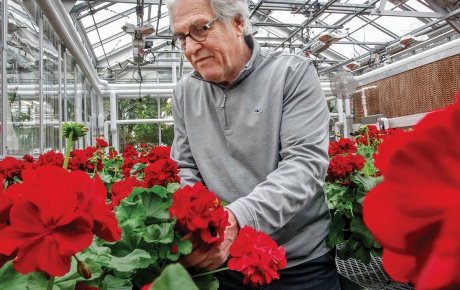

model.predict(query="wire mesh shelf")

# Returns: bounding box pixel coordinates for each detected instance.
[335,248,415,290]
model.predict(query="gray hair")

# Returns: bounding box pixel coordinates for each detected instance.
[165,0,252,36]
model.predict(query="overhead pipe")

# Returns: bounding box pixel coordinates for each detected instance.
[355,37,460,85]
[35,0,109,96]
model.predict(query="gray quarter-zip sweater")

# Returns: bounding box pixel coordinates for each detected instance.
[171,39,331,267]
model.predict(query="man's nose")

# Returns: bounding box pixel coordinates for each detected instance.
[184,37,202,55]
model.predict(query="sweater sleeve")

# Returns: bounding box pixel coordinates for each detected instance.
[227,59,330,235]
[170,85,204,187]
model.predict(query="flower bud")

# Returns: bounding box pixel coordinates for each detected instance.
[62,123,88,141]
[77,259,92,279]
[171,244,178,254]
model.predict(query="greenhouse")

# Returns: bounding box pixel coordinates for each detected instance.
[0,0,459,289]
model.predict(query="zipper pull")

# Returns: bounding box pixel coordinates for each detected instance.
[221,92,227,108]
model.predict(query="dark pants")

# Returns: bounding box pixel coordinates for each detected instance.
[215,251,342,290]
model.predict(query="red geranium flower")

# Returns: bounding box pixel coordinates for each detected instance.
[0,157,24,181]
[363,94,460,290]
[145,146,171,163]
[169,183,229,251]
[74,171,122,242]
[0,166,94,276]
[228,226,287,286]
[95,138,109,148]
[143,158,180,188]
[22,154,35,163]
[109,176,143,210]
[36,150,64,167]
[327,154,365,182]
[328,138,357,156]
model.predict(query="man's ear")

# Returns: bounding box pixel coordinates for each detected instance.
[233,15,244,36]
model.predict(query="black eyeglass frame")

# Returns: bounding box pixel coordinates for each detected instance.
[171,17,219,50]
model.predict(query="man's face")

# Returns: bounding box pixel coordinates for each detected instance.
[170,0,245,85]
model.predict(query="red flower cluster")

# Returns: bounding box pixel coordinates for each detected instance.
[363,94,460,290]
[109,176,143,210]
[0,165,121,277]
[68,147,104,172]
[119,145,180,187]
[327,154,365,182]
[228,226,287,286]
[95,138,109,148]
[328,138,357,155]
[0,157,34,186]
[169,183,229,251]
[355,125,405,147]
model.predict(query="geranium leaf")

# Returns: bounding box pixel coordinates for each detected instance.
[176,238,193,255]
[326,213,345,249]
[193,273,219,290]
[166,182,180,193]
[116,199,146,228]
[142,193,171,220]
[143,222,174,244]
[109,225,144,257]
[107,249,152,272]
[130,163,146,174]
[346,239,372,264]
[102,274,133,290]
[127,188,171,220]
[98,172,113,184]
[353,174,383,192]
[150,185,171,198]
[350,217,376,249]
[0,261,49,290]
[151,263,199,290]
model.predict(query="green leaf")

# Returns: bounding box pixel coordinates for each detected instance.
[150,185,172,198]
[0,261,49,290]
[143,223,174,244]
[350,216,377,249]
[115,199,147,228]
[98,172,113,184]
[326,213,345,249]
[108,249,152,272]
[108,225,143,257]
[152,264,199,290]
[128,188,171,220]
[346,239,372,264]
[130,163,146,175]
[353,174,383,192]
[176,238,192,255]
[193,273,219,290]
[166,182,180,193]
[102,274,133,290]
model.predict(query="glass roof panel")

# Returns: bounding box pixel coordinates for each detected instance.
[68,0,459,81]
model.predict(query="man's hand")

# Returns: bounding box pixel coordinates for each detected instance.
[179,209,240,270]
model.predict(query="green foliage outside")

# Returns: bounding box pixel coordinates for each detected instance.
[117,95,174,148]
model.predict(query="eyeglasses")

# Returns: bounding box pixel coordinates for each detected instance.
[171,17,219,50]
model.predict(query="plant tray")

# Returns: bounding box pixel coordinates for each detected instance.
[335,244,414,290]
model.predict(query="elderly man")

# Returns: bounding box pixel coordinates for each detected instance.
[166,0,340,289]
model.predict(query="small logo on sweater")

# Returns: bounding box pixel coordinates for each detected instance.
[254,107,262,113]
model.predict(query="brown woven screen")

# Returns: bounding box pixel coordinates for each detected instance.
[353,53,460,123]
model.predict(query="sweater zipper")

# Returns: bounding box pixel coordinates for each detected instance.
[221,90,229,130]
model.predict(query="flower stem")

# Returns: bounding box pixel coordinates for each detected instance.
[63,131,73,170]
[47,276,55,290]
[192,267,229,278]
